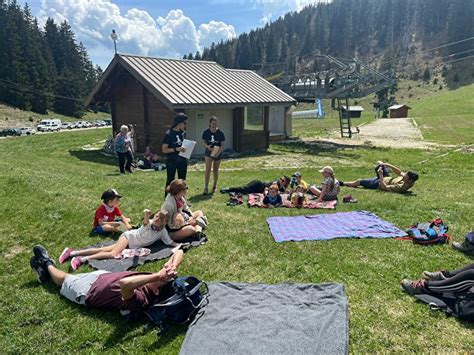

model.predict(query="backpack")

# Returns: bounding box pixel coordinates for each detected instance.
[125,276,209,334]
[415,290,474,322]
[406,219,450,245]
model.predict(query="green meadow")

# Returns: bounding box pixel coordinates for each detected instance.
[0,85,473,352]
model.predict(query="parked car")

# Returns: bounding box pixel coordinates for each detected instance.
[37,119,61,132]
[0,128,22,137]
[103,119,112,126]
[67,122,79,129]
[80,121,92,128]
[18,127,37,135]
[61,122,71,129]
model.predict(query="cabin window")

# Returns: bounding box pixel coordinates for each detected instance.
[244,106,264,130]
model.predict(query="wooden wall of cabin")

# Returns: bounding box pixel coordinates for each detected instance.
[145,91,175,156]
[110,71,176,154]
[110,72,146,152]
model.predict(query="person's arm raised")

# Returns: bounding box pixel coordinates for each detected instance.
[120,250,184,300]
[384,162,403,176]
[377,168,390,191]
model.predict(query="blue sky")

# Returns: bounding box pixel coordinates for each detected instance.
[24,0,322,68]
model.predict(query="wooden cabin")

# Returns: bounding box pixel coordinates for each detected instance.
[85,54,296,156]
[341,105,364,118]
[388,104,411,118]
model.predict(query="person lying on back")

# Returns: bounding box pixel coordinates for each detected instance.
[341,161,419,193]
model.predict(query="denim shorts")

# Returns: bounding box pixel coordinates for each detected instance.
[92,225,108,235]
[359,177,380,189]
[60,270,110,305]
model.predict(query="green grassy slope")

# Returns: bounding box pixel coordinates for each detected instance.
[0,124,472,352]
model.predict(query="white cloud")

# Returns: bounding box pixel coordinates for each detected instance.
[37,0,236,66]
[254,0,331,24]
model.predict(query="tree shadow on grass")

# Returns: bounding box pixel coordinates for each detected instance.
[69,149,117,167]
[271,139,387,160]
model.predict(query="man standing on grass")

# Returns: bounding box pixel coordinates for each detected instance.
[30,245,183,311]
[340,161,419,193]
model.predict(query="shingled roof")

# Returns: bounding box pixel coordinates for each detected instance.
[86,54,296,109]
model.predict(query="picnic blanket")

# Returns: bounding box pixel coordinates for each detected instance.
[180,282,349,355]
[86,237,206,272]
[248,193,337,209]
[267,210,407,243]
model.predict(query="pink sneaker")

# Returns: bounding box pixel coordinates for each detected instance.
[59,247,74,264]
[70,257,83,271]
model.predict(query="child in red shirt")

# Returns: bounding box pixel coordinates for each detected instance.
[93,189,132,235]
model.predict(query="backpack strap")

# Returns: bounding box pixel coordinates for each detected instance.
[414,293,455,316]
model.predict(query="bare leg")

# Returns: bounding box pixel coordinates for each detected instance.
[192,210,204,219]
[204,157,212,191]
[309,186,321,197]
[173,213,186,228]
[343,180,361,188]
[212,160,221,192]
[85,236,129,261]
[101,224,120,233]
[170,226,201,241]
[74,243,116,256]
[47,265,69,286]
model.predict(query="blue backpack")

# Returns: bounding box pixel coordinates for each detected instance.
[407,219,450,245]
[141,276,209,334]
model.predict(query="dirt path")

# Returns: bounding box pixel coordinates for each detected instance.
[321,117,439,149]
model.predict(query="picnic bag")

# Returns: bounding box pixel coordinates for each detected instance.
[415,290,474,322]
[407,219,450,245]
[125,276,209,334]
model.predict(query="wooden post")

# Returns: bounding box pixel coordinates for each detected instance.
[233,107,244,152]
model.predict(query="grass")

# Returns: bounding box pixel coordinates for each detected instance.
[0,103,110,129]
[0,120,473,352]
[1,81,473,352]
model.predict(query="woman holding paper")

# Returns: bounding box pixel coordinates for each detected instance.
[202,116,225,195]
[162,113,189,192]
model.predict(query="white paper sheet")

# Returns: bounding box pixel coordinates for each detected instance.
[179,139,196,159]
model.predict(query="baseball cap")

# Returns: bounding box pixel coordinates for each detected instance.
[171,113,188,128]
[318,166,334,174]
[101,188,122,200]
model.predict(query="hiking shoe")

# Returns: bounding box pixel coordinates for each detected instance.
[59,247,74,264]
[401,279,427,295]
[196,217,207,229]
[422,270,446,281]
[342,195,357,203]
[33,245,55,267]
[30,256,51,284]
[70,257,84,271]
[201,215,208,225]
[193,231,207,243]
[452,241,474,254]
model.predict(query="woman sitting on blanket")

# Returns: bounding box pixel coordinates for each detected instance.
[262,184,282,208]
[161,179,208,241]
[309,166,340,202]
[290,185,308,208]
[59,209,180,271]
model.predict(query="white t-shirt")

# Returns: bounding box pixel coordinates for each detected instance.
[123,223,176,249]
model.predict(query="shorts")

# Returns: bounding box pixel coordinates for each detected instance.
[359,177,380,190]
[204,149,222,161]
[92,225,107,235]
[60,270,110,305]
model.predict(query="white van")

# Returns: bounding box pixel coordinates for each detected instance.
[37,119,62,132]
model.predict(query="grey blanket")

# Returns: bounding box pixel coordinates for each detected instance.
[87,238,205,272]
[180,282,349,355]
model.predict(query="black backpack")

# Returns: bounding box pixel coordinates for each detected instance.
[125,276,209,334]
[415,290,474,322]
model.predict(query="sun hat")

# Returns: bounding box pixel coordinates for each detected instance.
[319,166,334,174]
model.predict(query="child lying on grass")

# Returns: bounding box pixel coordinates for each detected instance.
[60,209,179,270]
[262,184,282,208]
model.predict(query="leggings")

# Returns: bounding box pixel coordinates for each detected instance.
[117,151,133,173]
[166,157,188,188]
[427,263,474,293]
[227,180,267,194]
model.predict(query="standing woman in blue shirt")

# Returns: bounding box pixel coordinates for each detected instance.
[202,116,225,195]
[162,114,188,191]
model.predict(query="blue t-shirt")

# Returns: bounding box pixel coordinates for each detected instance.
[263,194,282,206]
